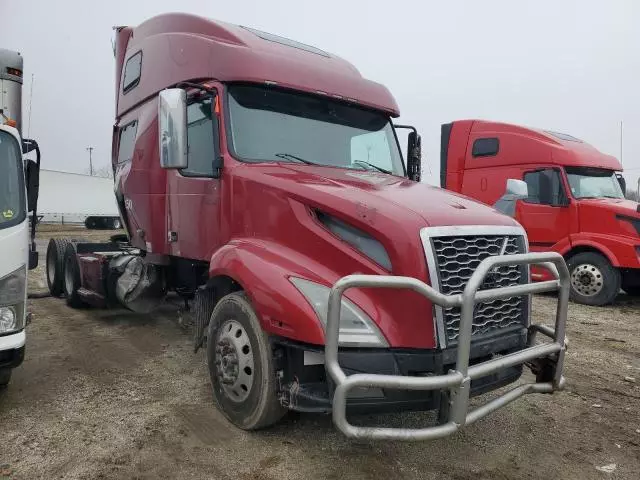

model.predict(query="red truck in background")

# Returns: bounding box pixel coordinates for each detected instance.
[440,120,637,306]
[44,14,570,440]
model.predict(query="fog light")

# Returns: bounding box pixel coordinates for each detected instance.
[0,306,17,333]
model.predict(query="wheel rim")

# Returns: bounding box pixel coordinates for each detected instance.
[571,263,604,297]
[113,219,121,229]
[64,257,74,295]
[215,319,254,403]
[46,248,56,285]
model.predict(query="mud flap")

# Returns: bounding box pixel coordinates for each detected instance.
[193,286,216,353]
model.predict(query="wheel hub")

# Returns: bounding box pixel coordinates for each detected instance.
[571,263,603,297]
[215,319,254,402]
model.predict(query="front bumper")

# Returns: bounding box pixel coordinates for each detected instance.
[325,252,569,440]
[0,329,26,369]
[277,328,526,414]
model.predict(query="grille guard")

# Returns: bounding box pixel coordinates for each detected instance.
[325,252,569,441]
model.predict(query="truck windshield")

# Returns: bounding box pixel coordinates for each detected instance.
[226,84,404,176]
[0,130,25,229]
[565,167,624,199]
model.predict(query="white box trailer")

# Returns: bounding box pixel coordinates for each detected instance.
[38,169,121,229]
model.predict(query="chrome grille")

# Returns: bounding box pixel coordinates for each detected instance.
[429,233,527,343]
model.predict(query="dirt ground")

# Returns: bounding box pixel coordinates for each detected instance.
[1,226,638,479]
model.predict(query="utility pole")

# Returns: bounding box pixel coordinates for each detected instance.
[27,73,34,138]
[619,120,623,165]
[86,146,94,176]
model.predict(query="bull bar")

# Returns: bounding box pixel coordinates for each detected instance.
[325,252,569,441]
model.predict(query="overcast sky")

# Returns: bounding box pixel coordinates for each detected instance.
[1,0,638,187]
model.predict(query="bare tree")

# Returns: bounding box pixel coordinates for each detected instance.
[626,189,638,202]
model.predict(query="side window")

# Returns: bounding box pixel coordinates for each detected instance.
[350,130,393,172]
[523,169,566,206]
[117,121,138,164]
[472,137,499,157]
[182,96,217,177]
[122,51,142,93]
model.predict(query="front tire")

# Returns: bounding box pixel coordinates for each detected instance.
[206,292,286,430]
[567,252,620,306]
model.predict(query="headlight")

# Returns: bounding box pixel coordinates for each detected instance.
[290,277,388,348]
[0,266,26,334]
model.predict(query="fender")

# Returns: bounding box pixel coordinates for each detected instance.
[568,232,640,268]
[209,238,335,345]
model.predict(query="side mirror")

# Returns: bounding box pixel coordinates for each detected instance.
[494,179,528,217]
[407,131,422,182]
[158,88,188,169]
[505,178,528,198]
[25,159,40,212]
[615,173,626,196]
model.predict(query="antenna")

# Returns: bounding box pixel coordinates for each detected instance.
[27,73,34,138]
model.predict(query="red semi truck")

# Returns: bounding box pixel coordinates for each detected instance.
[440,120,636,306]
[45,14,569,439]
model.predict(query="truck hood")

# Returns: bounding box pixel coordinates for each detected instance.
[578,197,640,216]
[246,163,519,228]
[577,197,640,239]
[233,163,523,349]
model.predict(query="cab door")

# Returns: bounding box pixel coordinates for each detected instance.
[515,167,574,251]
[166,92,222,260]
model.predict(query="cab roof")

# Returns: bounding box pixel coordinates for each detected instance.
[115,13,399,118]
[0,48,23,83]
[468,119,622,171]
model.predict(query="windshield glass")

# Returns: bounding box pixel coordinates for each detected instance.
[0,130,25,229]
[565,167,624,199]
[227,85,405,176]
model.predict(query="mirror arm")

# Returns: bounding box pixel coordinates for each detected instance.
[393,124,417,135]
[174,81,217,95]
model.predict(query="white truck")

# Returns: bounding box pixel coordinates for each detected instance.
[0,48,40,386]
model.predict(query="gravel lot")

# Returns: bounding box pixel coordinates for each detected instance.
[0,226,638,479]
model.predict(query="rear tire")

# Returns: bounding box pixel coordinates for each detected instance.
[46,238,72,297]
[0,368,12,387]
[206,292,286,430]
[63,243,86,308]
[567,252,620,306]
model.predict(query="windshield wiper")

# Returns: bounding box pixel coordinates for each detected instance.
[352,160,391,174]
[274,153,319,165]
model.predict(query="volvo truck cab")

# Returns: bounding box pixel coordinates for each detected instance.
[45,15,569,439]
[441,120,637,306]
